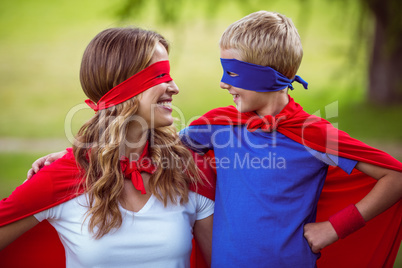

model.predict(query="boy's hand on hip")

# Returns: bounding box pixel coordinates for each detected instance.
[303,221,339,253]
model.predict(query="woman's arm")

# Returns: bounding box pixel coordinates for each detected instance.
[304,162,402,253]
[193,214,214,267]
[0,216,39,251]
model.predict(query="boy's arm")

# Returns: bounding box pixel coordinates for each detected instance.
[27,149,68,179]
[304,161,402,253]
[354,161,402,221]
[0,216,39,251]
[179,126,214,155]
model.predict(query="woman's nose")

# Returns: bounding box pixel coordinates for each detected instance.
[167,81,179,95]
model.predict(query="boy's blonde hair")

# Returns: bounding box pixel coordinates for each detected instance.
[220,11,303,79]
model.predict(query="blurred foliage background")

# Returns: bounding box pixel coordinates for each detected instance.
[0,0,401,265]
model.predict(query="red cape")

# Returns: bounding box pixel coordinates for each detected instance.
[0,149,215,268]
[188,96,402,268]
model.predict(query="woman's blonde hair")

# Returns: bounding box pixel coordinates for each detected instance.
[220,11,303,79]
[74,27,201,239]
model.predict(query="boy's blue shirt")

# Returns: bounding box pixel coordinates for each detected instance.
[180,124,356,267]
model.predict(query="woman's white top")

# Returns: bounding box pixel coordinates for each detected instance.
[34,191,214,268]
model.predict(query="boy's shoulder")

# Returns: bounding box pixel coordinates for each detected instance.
[199,105,239,119]
[190,106,249,127]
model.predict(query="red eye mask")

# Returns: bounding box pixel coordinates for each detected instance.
[85,60,172,112]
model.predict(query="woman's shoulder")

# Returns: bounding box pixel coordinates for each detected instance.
[189,191,214,209]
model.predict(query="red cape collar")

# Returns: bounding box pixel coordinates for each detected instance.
[189,95,303,132]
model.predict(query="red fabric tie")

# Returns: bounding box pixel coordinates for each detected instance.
[119,143,156,194]
[85,60,172,112]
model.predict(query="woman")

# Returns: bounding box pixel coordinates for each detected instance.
[0,27,214,267]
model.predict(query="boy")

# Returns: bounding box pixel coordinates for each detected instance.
[180,11,402,267]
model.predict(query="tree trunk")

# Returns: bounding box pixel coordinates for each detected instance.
[367,1,402,104]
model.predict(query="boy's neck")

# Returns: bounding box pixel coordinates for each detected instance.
[255,90,289,117]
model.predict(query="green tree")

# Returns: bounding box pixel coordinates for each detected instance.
[118,0,402,105]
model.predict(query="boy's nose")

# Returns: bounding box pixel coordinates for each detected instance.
[220,81,231,89]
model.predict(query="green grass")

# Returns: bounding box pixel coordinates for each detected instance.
[1,0,400,140]
[0,153,45,197]
[3,0,400,139]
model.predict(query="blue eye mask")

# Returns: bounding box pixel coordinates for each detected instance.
[220,58,308,92]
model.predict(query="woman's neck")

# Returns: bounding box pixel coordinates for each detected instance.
[123,124,149,159]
